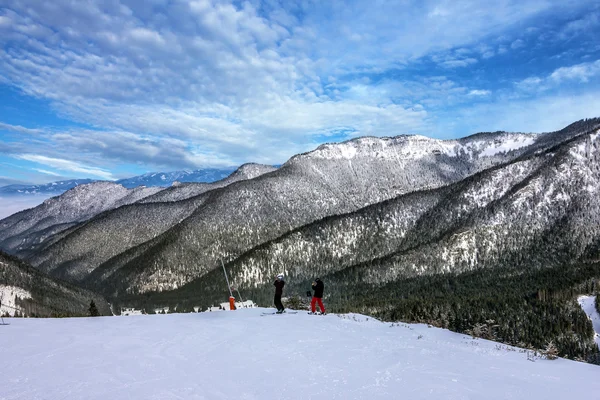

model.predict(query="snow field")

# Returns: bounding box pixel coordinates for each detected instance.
[1,308,599,400]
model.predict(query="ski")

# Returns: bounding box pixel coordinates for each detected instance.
[260,311,298,316]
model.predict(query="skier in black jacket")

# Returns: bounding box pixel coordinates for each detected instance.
[310,278,326,314]
[274,274,285,313]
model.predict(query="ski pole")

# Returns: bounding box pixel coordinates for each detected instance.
[221,257,238,310]
[220,258,234,298]
[235,287,244,307]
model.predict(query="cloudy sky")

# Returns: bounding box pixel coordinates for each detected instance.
[1,0,599,186]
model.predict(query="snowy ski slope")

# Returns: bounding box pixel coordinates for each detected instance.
[1,308,599,400]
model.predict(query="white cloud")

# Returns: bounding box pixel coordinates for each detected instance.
[128,27,166,48]
[428,6,451,18]
[515,76,544,91]
[440,57,478,68]
[510,39,525,49]
[482,51,495,59]
[53,128,241,168]
[0,122,43,134]
[550,60,600,83]
[32,168,62,177]
[468,90,491,96]
[559,11,600,38]
[516,60,600,93]
[0,15,12,28]
[0,1,571,103]
[0,0,598,177]
[14,154,115,180]
[430,50,480,69]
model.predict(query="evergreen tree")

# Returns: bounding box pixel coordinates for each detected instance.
[89,300,100,317]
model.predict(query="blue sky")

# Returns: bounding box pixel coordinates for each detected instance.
[1,0,600,186]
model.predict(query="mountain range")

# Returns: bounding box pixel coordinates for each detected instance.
[1,118,600,359]
[0,167,241,197]
[115,167,239,188]
[14,129,542,292]
[2,119,598,293]
[0,179,95,197]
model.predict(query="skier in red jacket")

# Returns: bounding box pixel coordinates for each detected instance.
[310,278,326,315]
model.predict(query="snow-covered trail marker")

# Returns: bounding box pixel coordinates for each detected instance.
[1,308,599,400]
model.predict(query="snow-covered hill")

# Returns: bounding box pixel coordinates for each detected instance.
[0,182,164,258]
[1,308,598,400]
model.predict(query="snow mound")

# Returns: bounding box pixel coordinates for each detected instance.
[1,308,599,399]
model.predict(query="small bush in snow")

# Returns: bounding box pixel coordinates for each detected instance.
[543,341,559,360]
[283,295,309,310]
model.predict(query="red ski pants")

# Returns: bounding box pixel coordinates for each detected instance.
[311,297,325,313]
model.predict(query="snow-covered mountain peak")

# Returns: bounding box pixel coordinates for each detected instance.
[291,131,539,164]
[229,163,278,180]
[40,181,125,208]
[64,180,124,192]
[294,134,437,162]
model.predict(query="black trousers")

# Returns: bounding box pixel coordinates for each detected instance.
[274,294,284,311]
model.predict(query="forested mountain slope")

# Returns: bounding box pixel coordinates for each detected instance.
[0,250,110,317]
[108,121,600,299]
[0,182,163,257]
[76,128,553,295]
